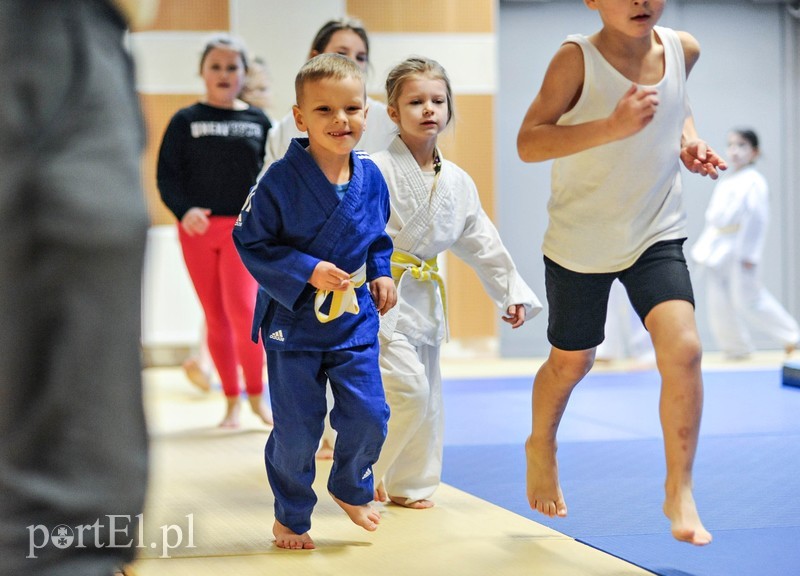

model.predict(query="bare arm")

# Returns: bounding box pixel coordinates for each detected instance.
[517,43,660,163]
[677,30,701,77]
[677,31,727,179]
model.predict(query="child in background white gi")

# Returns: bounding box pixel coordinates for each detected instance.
[371,56,542,509]
[516,0,726,546]
[692,128,799,358]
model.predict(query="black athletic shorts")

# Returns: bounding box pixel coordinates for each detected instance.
[544,239,694,351]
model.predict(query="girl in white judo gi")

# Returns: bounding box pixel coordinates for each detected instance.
[692,128,799,359]
[370,56,542,508]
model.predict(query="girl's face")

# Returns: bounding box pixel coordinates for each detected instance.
[201,47,246,107]
[315,29,368,72]
[388,75,449,144]
[726,132,757,171]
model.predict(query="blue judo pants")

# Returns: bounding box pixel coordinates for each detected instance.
[265,340,389,535]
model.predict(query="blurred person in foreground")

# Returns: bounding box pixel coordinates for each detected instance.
[0,1,157,574]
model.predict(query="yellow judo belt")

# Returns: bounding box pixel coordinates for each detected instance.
[314,263,367,324]
[391,250,447,323]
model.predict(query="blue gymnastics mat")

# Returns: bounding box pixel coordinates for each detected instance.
[441,368,800,576]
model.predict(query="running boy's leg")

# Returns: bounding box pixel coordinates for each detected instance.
[645,300,711,545]
[623,239,711,545]
[526,347,593,517]
[527,256,614,518]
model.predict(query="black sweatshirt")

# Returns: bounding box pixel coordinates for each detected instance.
[157,102,271,220]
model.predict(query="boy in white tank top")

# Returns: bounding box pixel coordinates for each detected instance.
[516,0,726,546]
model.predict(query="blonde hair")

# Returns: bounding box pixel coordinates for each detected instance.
[385,56,454,126]
[295,53,365,105]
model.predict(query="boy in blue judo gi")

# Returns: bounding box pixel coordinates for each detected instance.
[233,53,396,550]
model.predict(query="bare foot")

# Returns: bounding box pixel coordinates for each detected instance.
[273,519,315,550]
[219,397,241,429]
[525,435,567,518]
[373,482,387,503]
[315,438,334,460]
[182,358,211,392]
[329,493,380,531]
[786,343,797,358]
[389,496,434,509]
[663,488,712,546]
[248,394,273,427]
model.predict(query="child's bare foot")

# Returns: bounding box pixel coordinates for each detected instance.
[219,397,240,428]
[248,394,273,427]
[389,496,434,509]
[525,435,567,518]
[273,519,315,550]
[663,487,712,546]
[373,481,387,502]
[329,492,380,531]
[182,357,211,392]
[315,438,334,460]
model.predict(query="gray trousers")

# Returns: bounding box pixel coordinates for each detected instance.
[0,1,149,574]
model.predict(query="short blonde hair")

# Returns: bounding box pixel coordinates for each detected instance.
[295,53,365,105]
[385,56,454,126]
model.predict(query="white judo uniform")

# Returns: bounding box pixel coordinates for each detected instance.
[371,136,542,503]
[691,165,799,357]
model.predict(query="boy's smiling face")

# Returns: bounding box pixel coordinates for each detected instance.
[293,75,367,160]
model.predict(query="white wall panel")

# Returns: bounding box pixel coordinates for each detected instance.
[131,32,212,94]
[369,33,497,95]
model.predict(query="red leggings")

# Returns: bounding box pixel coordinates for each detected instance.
[179,217,264,398]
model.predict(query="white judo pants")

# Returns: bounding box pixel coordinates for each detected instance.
[372,332,443,503]
[705,261,799,357]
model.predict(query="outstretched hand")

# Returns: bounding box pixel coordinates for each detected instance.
[369,276,397,315]
[502,304,526,329]
[681,140,727,179]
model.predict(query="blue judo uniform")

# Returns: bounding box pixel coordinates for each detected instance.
[233,138,392,535]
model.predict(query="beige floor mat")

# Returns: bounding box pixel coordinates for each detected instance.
[127,367,653,576]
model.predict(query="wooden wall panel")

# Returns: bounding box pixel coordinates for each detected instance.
[139,93,201,225]
[347,0,494,33]
[438,94,498,340]
[138,0,229,31]
[439,95,494,219]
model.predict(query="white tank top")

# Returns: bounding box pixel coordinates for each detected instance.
[543,26,689,273]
